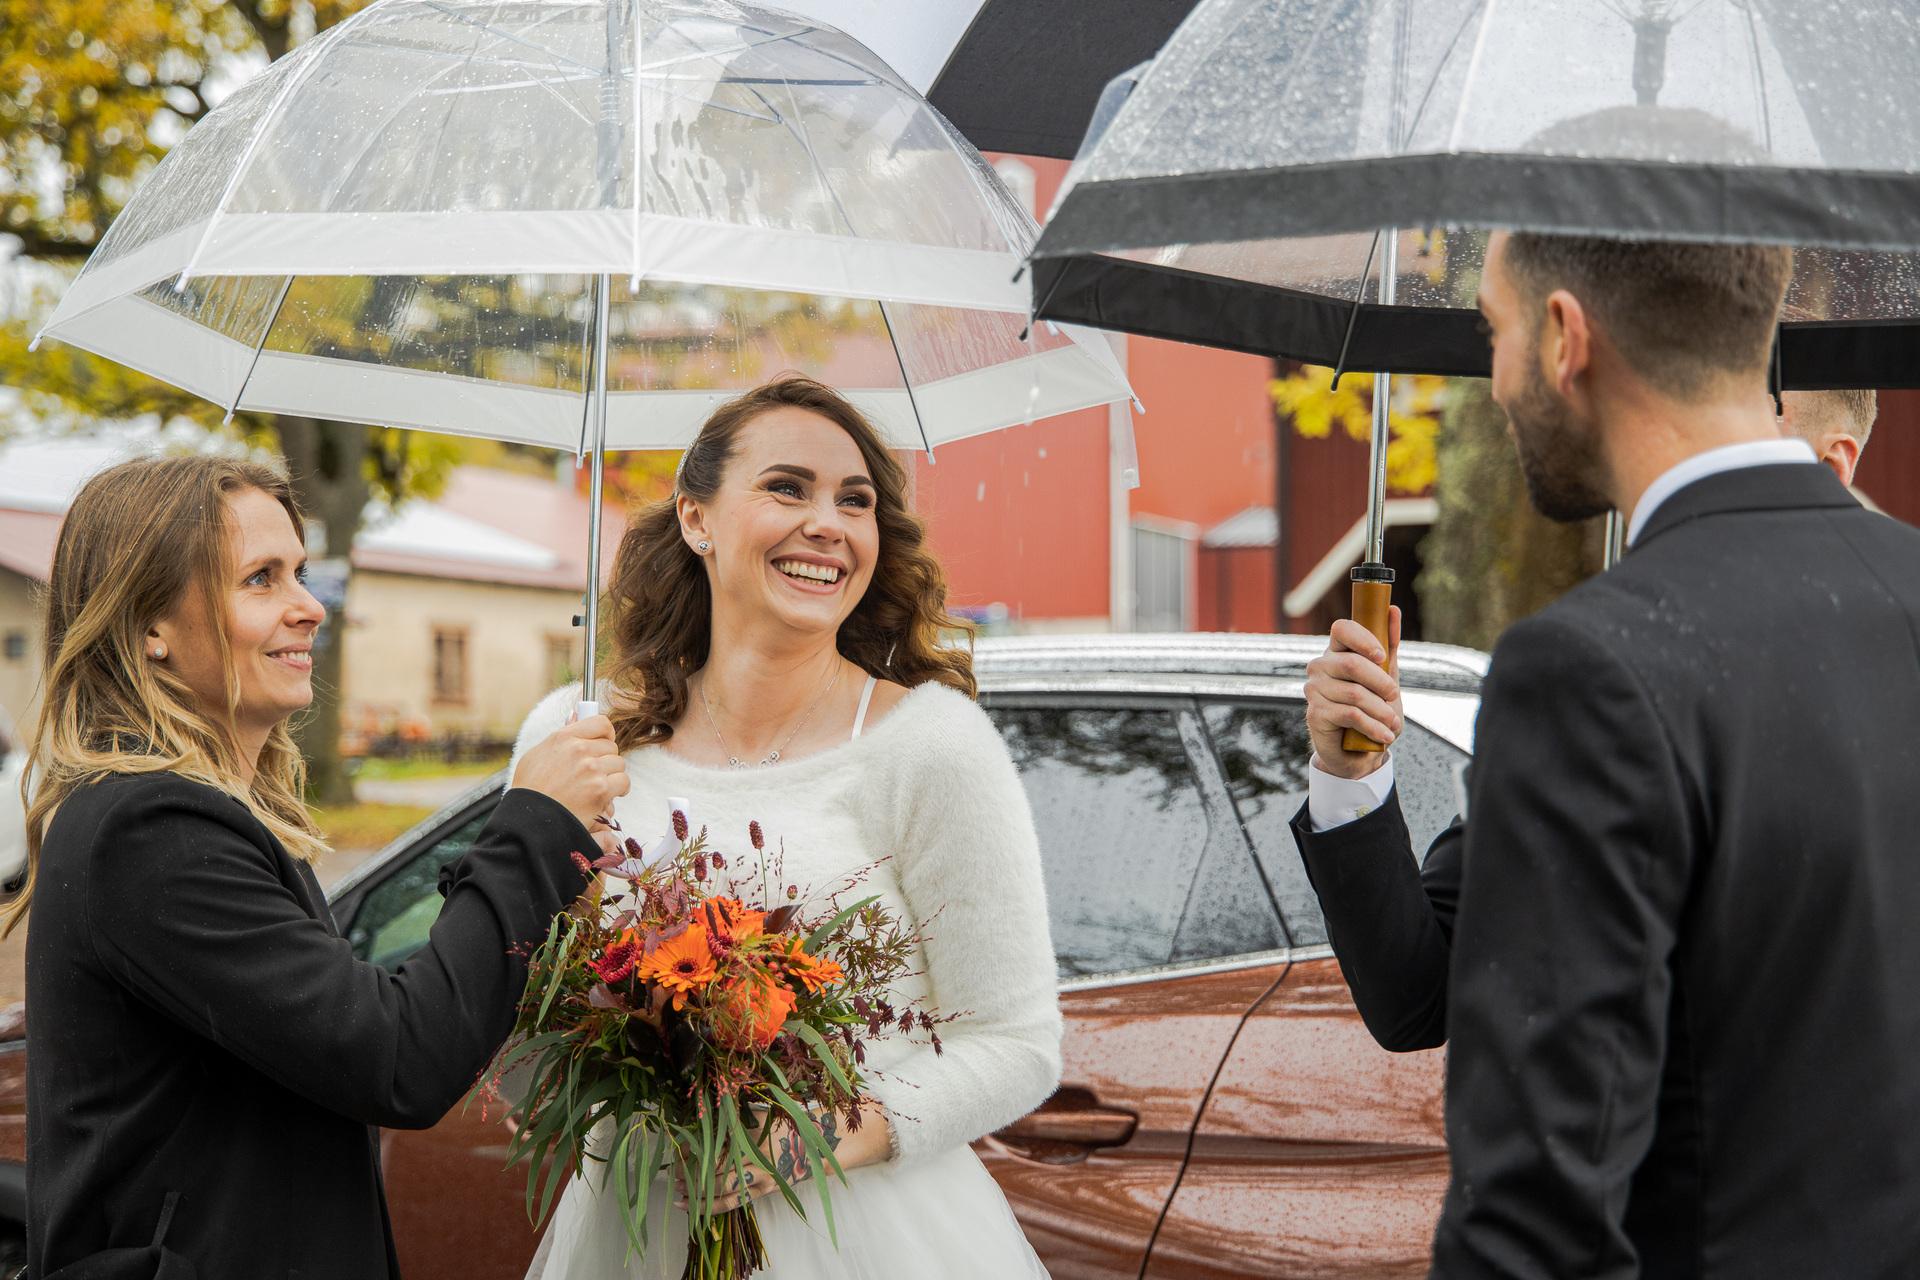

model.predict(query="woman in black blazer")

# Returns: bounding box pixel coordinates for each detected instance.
[15,455,629,1280]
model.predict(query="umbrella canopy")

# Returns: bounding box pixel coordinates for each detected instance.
[1030,0,1920,388]
[36,0,1131,452]
[776,0,1201,158]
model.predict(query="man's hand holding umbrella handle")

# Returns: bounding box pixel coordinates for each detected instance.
[1307,606,1404,781]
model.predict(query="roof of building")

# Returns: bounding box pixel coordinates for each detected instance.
[1203,505,1278,549]
[0,433,628,592]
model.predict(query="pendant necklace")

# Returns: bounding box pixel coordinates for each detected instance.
[699,663,842,768]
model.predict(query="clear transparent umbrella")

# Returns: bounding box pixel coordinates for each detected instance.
[34,0,1135,702]
[1030,0,1920,746]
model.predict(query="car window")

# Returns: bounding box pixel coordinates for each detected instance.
[346,805,495,970]
[985,700,1270,980]
[1200,700,1470,947]
[1167,712,1289,965]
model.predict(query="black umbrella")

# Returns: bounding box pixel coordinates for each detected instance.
[779,0,1202,159]
[1029,0,1920,745]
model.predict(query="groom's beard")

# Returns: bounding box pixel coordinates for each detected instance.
[1504,349,1613,524]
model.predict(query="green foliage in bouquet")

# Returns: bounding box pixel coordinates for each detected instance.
[478,811,952,1280]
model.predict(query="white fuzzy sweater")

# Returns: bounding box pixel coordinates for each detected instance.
[510,681,1063,1164]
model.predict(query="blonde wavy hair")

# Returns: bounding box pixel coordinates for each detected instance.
[605,375,975,750]
[4,455,327,938]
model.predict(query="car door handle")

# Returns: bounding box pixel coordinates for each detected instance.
[997,1104,1137,1149]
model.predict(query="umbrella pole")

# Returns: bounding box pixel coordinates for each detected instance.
[580,272,613,716]
[1343,230,1399,754]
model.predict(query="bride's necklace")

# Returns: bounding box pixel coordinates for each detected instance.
[698,663,842,768]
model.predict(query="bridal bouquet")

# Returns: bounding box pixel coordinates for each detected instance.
[485,801,949,1280]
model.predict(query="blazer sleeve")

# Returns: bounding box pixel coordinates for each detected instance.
[862,690,1064,1163]
[86,778,595,1130]
[1431,615,1692,1280]
[1291,787,1462,1052]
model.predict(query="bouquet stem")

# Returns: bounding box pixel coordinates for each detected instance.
[684,1205,766,1280]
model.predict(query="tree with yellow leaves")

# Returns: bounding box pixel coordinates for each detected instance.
[1,0,455,804]
[1268,364,1445,494]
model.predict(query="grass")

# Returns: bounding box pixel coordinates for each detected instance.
[350,754,509,782]
[312,802,436,851]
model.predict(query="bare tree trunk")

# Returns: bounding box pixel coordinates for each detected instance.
[277,416,370,807]
[1417,380,1606,651]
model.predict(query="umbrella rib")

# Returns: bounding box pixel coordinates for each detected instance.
[414,1,600,75]
[1401,0,1494,151]
[1741,2,1776,155]
[878,300,936,460]
[1330,231,1383,390]
[174,3,390,289]
[1446,0,1502,153]
[224,273,297,425]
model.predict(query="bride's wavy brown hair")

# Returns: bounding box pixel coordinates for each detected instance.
[4,455,326,938]
[606,375,974,750]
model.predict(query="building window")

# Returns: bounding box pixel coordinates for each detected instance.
[546,633,578,689]
[1131,521,1195,633]
[432,626,469,704]
[1,631,25,662]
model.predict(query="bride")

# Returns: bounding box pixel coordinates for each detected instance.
[512,375,1061,1278]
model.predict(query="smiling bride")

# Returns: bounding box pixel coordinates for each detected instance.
[514,375,1062,1279]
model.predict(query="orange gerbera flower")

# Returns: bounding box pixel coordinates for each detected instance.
[700,896,766,944]
[777,938,845,994]
[638,924,718,1009]
[710,973,798,1052]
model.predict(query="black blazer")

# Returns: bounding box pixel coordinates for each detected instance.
[26,771,593,1280]
[1305,464,1920,1279]
[1291,789,1460,1053]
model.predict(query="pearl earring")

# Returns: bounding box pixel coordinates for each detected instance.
[152,643,168,660]
[697,540,711,554]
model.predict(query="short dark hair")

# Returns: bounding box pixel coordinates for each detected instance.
[1503,233,1793,400]
[1779,304,1877,443]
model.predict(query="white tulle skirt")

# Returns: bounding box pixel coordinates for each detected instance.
[525,1142,1051,1279]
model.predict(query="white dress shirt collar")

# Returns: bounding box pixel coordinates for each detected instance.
[1625,438,1818,546]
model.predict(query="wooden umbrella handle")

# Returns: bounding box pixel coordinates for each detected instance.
[1341,566,1396,754]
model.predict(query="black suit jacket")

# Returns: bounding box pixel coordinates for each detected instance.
[26,772,593,1280]
[1305,464,1920,1278]
[1291,789,1460,1053]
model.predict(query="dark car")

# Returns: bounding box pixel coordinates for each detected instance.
[0,633,1484,1278]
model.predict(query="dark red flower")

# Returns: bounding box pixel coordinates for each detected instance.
[693,852,709,881]
[749,821,765,850]
[588,932,641,984]
[710,851,727,870]
[569,852,593,877]
[672,809,690,841]
[624,836,644,857]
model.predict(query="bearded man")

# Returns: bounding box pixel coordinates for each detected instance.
[1299,233,1920,1279]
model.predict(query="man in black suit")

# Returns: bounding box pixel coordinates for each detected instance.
[1290,380,1879,1055]
[1294,232,1920,1279]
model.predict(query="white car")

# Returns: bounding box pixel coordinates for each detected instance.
[0,709,24,892]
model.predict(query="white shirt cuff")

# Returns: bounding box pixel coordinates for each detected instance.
[1306,757,1395,832]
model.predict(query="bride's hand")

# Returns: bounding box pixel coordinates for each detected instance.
[678,1100,891,1213]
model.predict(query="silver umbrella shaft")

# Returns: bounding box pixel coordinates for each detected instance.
[1363,230,1400,565]
[581,272,612,711]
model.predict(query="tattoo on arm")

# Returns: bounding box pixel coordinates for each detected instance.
[774,1112,841,1185]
